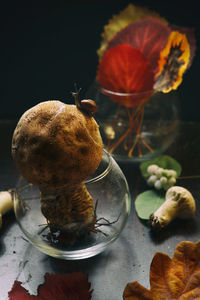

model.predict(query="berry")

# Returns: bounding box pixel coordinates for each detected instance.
[147,164,159,175]
[154,180,162,190]
[167,169,177,178]
[160,176,167,185]
[147,175,157,186]
[155,167,164,178]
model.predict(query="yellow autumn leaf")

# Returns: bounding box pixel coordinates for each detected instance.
[154,31,190,93]
[123,240,200,300]
[97,4,168,59]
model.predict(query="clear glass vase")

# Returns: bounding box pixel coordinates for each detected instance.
[13,150,131,260]
[87,82,180,162]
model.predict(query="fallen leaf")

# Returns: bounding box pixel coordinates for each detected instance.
[123,240,200,299]
[97,44,154,107]
[135,190,165,220]
[123,281,152,300]
[8,272,92,300]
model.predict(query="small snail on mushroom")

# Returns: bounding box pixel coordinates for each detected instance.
[11,92,103,244]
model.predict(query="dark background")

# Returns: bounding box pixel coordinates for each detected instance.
[1,0,199,121]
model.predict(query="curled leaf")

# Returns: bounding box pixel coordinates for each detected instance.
[135,190,165,220]
[123,240,200,299]
[97,4,168,59]
[8,272,92,300]
[154,31,190,93]
[97,44,154,107]
[140,155,182,179]
[171,26,196,69]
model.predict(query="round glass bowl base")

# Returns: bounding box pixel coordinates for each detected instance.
[87,84,180,163]
[14,150,131,260]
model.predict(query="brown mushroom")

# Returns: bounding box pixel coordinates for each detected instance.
[12,94,103,244]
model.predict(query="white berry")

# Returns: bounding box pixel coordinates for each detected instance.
[168,177,176,185]
[154,180,162,190]
[155,167,164,178]
[147,164,159,175]
[167,169,177,178]
[160,176,167,185]
[147,175,157,186]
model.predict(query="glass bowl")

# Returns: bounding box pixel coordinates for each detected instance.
[13,150,131,260]
[87,82,180,163]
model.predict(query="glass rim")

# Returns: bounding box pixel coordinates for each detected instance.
[85,149,112,184]
[95,80,154,97]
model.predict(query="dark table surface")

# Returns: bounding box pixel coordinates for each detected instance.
[0,120,200,300]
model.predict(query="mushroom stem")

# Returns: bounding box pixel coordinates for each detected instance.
[40,183,95,236]
[0,190,14,229]
[150,198,178,229]
[150,186,196,230]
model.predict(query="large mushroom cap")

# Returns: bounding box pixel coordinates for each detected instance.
[12,100,103,189]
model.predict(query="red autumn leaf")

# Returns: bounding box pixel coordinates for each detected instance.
[106,17,171,75]
[97,44,154,107]
[123,240,200,300]
[8,272,92,300]
[8,281,39,300]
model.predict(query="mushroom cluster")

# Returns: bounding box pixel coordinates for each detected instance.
[12,95,103,243]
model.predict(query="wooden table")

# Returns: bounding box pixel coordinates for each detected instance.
[0,120,200,299]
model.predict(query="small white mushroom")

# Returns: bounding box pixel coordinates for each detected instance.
[150,186,196,229]
[0,191,13,229]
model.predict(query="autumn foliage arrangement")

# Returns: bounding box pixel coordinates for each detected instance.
[96,4,196,158]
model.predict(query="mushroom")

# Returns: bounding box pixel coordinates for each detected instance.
[11,93,103,244]
[0,191,13,230]
[150,186,196,229]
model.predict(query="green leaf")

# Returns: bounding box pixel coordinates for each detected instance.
[139,155,182,179]
[135,190,165,220]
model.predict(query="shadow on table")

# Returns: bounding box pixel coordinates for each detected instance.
[19,232,134,297]
[0,211,16,257]
[149,217,198,244]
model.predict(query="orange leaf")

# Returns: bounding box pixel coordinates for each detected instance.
[123,282,152,300]
[123,241,200,300]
